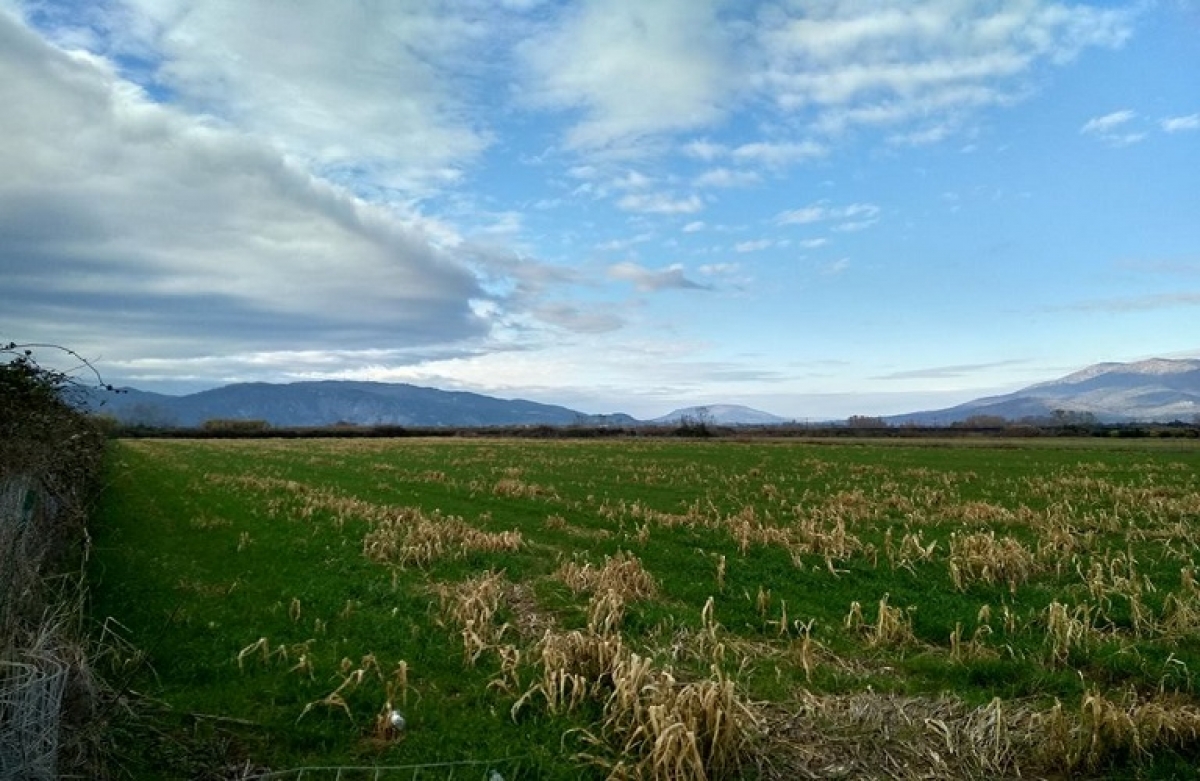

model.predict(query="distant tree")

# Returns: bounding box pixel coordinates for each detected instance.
[676,407,714,437]
[202,418,270,433]
[846,415,888,429]
[1052,409,1097,427]
[957,414,1008,429]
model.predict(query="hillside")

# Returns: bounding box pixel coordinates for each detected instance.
[85,381,636,428]
[891,358,1200,425]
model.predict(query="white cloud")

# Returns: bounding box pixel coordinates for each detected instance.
[611,170,655,189]
[682,221,707,233]
[1162,113,1200,132]
[1081,110,1146,145]
[533,302,624,334]
[1081,110,1136,134]
[889,123,953,146]
[833,219,880,233]
[517,0,734,152]
[0,13,494,365]
[758,2,1134,139]
[683,139,727,160]
[823,258,852,275]
[731,140,827,166]
[698,263,739,275]
[594,233,654,252]
[778,201,880,226]
[62,0,500,195]
[608,261,708,292]
[777,205,829,225]
[734,239,774,253]
[692,167,761,188]
[617,192,704,215]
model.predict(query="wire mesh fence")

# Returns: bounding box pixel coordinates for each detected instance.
[238,757,533,780]
[0,657,67,781]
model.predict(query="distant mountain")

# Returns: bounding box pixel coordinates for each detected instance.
[82,380,637,429]
[890,358,1200,425]
[77,358,1200,430]
[650,404,791,426]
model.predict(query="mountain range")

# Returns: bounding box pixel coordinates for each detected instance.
[83,357,1200,429]
[85,381,638,428]
[891,358,1200,425]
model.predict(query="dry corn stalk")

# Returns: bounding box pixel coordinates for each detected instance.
[1043,601,1100,667]
[948,531,1037,593]
[553,550,659,601]
[436,570,513,666]
[363,506,523,568]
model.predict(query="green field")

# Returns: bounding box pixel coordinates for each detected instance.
[90,437,1200,779]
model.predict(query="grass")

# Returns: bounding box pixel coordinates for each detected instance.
[87,436,1200,778]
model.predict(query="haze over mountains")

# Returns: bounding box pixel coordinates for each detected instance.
[87,358,1200,428]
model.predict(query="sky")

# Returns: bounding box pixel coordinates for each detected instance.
[2,0,1198,420]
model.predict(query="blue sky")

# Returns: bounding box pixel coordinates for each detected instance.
[2,0,1198,419]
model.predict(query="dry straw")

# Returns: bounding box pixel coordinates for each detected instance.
[552,550,659,601]
[362,506,522,568]
[948,531,1037,594]
[436,570,512,667]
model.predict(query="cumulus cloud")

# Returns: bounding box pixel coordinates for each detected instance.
[517,0,734,152]
[0,12,488,368]
[608,262,708,292]
[35,0,501,195]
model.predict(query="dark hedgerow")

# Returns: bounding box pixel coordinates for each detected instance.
[1,341,112,777]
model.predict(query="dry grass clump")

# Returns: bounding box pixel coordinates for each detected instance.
[1037,688,1200,773]
[435,570,513,667]
[362,506,522,568]
[1160,567,1200,638]
[1042,601,1102,667]
[525,630,623,714]
[767,688,1200,779]
[884,528,937,573]
[509,588,761,779]
[724,504,866,571]
[490,477,557,499]
[553,550,659,601]
[845,594,917,649]
[596,662,760,781]
[791,516,865,567]
[603,497,713,529]
[515,628,761,778]
[765,692,1042,780]
[947,500,1026,526]
[948,531,1037,594]
[207,473,394,527]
